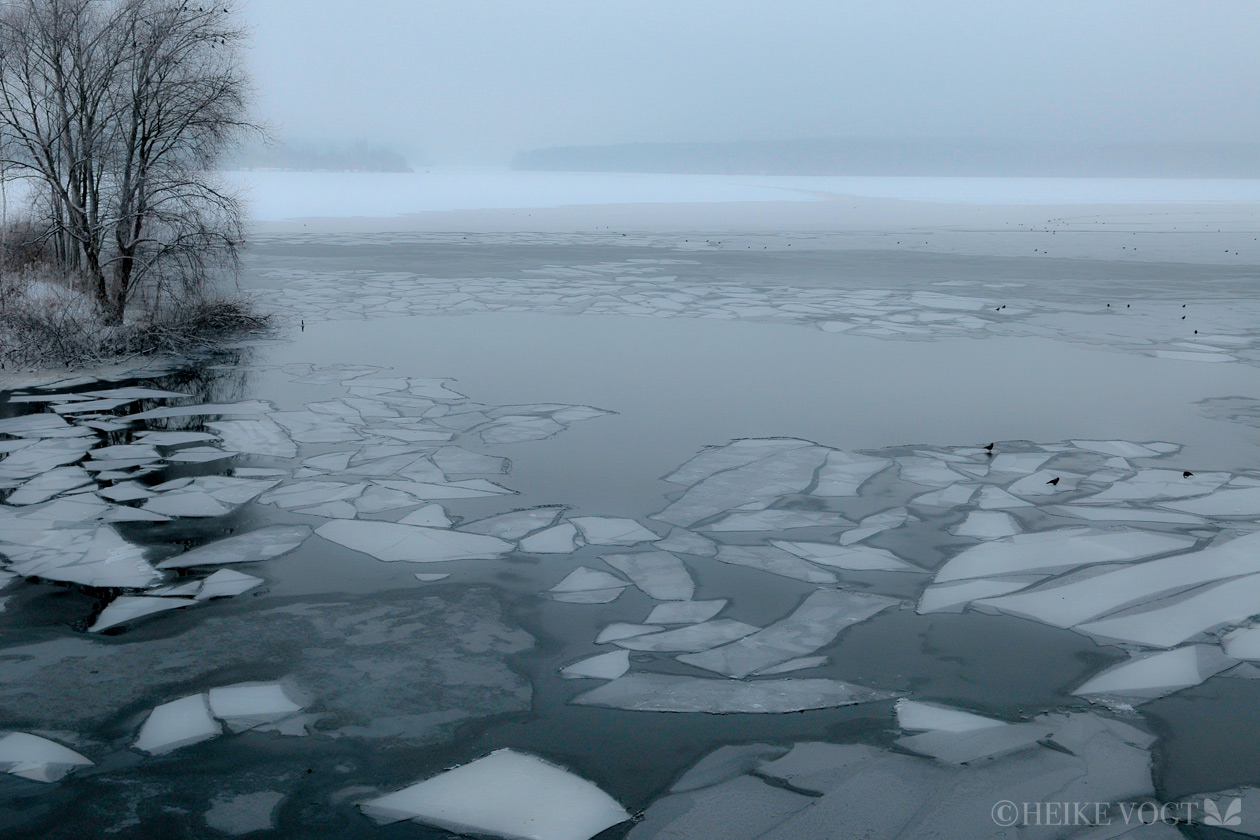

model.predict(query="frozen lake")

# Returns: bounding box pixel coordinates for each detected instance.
[4,178,1260,837]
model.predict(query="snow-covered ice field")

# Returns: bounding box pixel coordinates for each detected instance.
[4,172,1260,837]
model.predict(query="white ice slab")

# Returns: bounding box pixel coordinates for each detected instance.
[1047,505,1205,525]
[359,749,630,840]
[917,578,1038,614]
[570,517,659,545]
[976,486,1034,509]
[1008,471,1082,497]
[989,452,1054,475]
[316,520,512,563]
[1159,487,1260,517]
[1083,470,1230,504]
[572,673,895,713]
[713,544,837,584]
[126,400,273,421]
[561,650,630,680]
[896,722,1051,764]
[0,732,94,782]
[812,450,890,497]
[895,700,1007,733]
[5,466,93,505]
[595,623,662,644]
[549,567,627,593]
[909,484,977,508]
[462,507,565,539]
[158,526,312,569]
[934,528,1194,582]
[258,480,365,510]
[207,683,304,732]
[771,541,920,572]
[206,419,297,457]
[896,456,965,487]
[1073,646,1235,699]
[653,527,718,556]
[1223,627,1260,660]
[707,509,853,532]
[1077,573,1260,648]
[655,444,829,527]
[603,551,695,600]
[756,656,829,675]
[398,504,452,528]
[1071,440,1170,459]
[89,596,196,632]
[194,569,264,600]
[614,619,761,652]
[678,589,899,678]
[134,693,222,754]
[519,523,581,554]
[372,478,514,500]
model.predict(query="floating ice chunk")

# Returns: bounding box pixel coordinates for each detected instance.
[595,623,661,644]
[134,431,220,448]
[520,523,581,554]
[206,419,297,458]
[0,732,94,781]
[669,743,790,793]
[259,480,364,509]
[1084,470,1230,504]
[989,452,1054,475]
[755,656,829,675]
[158,525,312,568]
[359,749,630,840]
[973,531,1260,630]
[551,589,625,604]
[270,410,361,443]
[0,413,73,437]
[1223,627,1260,660]
[164,446,234,464]
[90,596,196,632]
[372,478,515,500]
[655,444,829,527]
[207,683,304,732]
[976,486,1033,509]
[82,386,189,400]
[0,438,94,480]
[646,600,727,624]
[603,551,694,600]
[143,476,279,517]
[479,415,567,444]
[917,578,1039,613]
[134,693,222,754]
[431,446,509,475]
[195,569,264,600]
[707,509,853,531]
[398,504,451,528]
[770,541,921,572]
[653,527,718,556]
[838,508,908,546]
[550,567,627,593]
[1077,573,1260,648]
[1071,440,1170,459]
[1073,646,1235,700]
[414,573,450,582]
[571,673,895,713]
[895,700,1006,733]
[812,451,890,497]
[6,466,93,505]
[896,456,964,487]
[896,723,1051,764]
[352,484,430,514]
[316,520,513,563]
[5,525,162,588]
[714,544,837,584]
[663,439,811,486]
[679,589,898,678]
[614,619,760,652]
[126,400,273,421]
[909,484,977,508]
[935,528,1194,582]
[1159,487,1260,517]
[951,511,1021,539]
[1048,505,1206,525]
[462,506,565,539]
[1009,470,1082,496]
[570,517,659,545]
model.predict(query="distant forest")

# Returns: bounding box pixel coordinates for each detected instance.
[513,139,1260,178]
[228,140,413,172]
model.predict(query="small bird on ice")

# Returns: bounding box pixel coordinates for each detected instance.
[1046,476,1060,486]
[1183,470,1194,478]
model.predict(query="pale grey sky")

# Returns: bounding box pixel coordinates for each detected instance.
[244,1,1260,163]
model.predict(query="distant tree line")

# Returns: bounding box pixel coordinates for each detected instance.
[512,139,1260,178]
[229,140,413,173]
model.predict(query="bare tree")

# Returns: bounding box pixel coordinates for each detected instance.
[0,0,257,323]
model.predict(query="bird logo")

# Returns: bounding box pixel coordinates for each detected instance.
[1203,797,1243,827]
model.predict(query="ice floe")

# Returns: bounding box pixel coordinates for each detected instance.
[570,516,659,545]
[935,528,1194,582]
[613,619,760,652]
[0,732,94,782]
[572,673,896,713]
[771,541,921,572]
[157,525,311,568]
[134,693,222,754]
[603,551,695,600]
[561,650,631,680]
[90,596,196,632]
[316,520,513,562]
[645,600,728,624]
[1073,645,1236,701]
[714,544,837,584]
[359,749,630,840]
[519,522,581,554]
[950,511,1021,539]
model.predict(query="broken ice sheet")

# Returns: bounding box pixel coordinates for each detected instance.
[1076,572,1260,648]
[548,566,627,601]
[896,700,1007,733]
[1223,626,1260,660]
[1158,486,1260,517]
[359,749,630,840]
[950,511,1021,539]
[678,589,899,678]
[398,504,452,528]
[519,523,581,554]
[1071,440,1176,459]
[207,682,304,732]
[934,528,1195,582]
[1073,645,1235,701]
[125,400,273,421]
[839,507,908,545]
[561,650,631,680]
[613,619,760,652]
[714,544,837,584]
[143,476,280,517]
[258,480,365,509]
[461,506,565,539]
[896,456,965,487]
[1048,505,1206,525]
[570,516,659,545]
[909,483,977,508]
[770,541,921,572]
[652,527,717,556]
[157,525,312,569]
[595,623,662,644]
[431,446,508,475]
[646,600,728,624]
[194,569,264,600]
[0,732,94,782]
[602,551,695,600]
[134,693,222,754]
[89,595,196,632]
[1082,469,1230,503]
[206,419,297,458]
[315,520,512,562]
[571,673,895,713]
[896,722,1052,764]
[811,450,890,497]
[917,577,1040,614]
[707,509,853,532]
[5,466,93,505]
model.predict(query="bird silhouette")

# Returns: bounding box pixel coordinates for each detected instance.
[1046,476,1060,486]
[984,442,995,452]
[1183,470,1194,478]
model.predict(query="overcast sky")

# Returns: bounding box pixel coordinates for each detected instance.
[244,1,1260,164]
